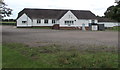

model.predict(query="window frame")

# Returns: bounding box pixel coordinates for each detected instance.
[44,19,48,24]
[64,20,74,25]
[52,20,56,24]
[91,20,95,23]
[37,19,41,24]
[22,21,27,23]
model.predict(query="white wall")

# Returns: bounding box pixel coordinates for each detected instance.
[59,11,97,27]
[17,13,32,27]
[17,11,99,27]
[75,19,89,27]
[59,11,78,27]
[32,19,58,26]
[89,19,98,23]
[98,22,119,27]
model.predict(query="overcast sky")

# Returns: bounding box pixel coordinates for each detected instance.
[4,0,116,19]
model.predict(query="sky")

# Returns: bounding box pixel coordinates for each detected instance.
[4,0,116,19]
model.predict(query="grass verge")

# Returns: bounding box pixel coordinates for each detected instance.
[0,22,16,23]
[106,26,120,31]
[0,22,16,26]
[2,43,118,68]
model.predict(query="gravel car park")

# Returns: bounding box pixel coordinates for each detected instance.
[2,25,118,49]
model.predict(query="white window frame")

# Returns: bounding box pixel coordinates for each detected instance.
[64,20,74,25]
[91,20,95,23]
[22,21,27,23]
[37,19,41,24]
[44,19,48,24]
[52,20,56,24]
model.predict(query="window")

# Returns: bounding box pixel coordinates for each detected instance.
[52,20,56,24]
[37,19,41,24]
[71,21,74,25]
[44,19,48,24]
[64,20,74,25]
[65,21,67,25]
[91,20,95,23]
[22,21,27,23]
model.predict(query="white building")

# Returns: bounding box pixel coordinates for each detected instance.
[17,8,119,30]
[17,8,98,30]
[98,17,119,28]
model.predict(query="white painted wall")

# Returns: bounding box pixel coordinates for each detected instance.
[59,11,97,27]
[89,19,98,23]
[17,11,98,28]
[32,19,58,26]
[59,11,78,27]
[98,22,119,27]
[17,13,32,27]
[75,19,89,27]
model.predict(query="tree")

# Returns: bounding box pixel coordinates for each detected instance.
[0,0,12,18]
[104,1,120,22]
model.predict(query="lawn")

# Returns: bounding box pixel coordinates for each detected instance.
[2,43,118,68]
[0,22,16,24]
[106,26,120,31]
[0,22,16,26]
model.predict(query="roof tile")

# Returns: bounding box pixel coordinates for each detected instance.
[17,8,97,19]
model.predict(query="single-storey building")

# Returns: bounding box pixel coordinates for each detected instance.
[17,8,98,30]
[17,8,119,30]
[97,17,119,28]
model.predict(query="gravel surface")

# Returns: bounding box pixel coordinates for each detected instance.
[2,25,118,48]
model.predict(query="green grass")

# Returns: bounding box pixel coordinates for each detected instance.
[106,26,120,31]
[0,22,16,23]
[112,26,120,31]
[0,22,16,26]
[2,43,118,68]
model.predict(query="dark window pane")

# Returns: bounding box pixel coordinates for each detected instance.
[44,20,48,24]
[37,19,41,23]
[92,20,95,23]
[52,20,56,24]
[22,21,27,23]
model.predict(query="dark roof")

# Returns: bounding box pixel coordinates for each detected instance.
[71,10,97,19]
[98,17,117,22]
[17,8,97,19]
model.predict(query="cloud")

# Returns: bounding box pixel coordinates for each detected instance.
[4,0,115,19]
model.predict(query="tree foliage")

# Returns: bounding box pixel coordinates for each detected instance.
[0,0,12,18]
[104,1,120,22]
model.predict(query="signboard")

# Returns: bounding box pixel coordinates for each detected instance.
[92,25,98,31]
